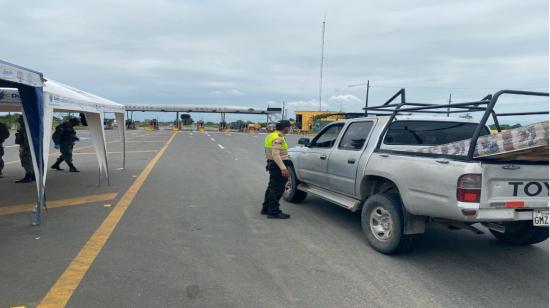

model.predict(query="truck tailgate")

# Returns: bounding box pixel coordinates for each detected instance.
[481,163,549,209]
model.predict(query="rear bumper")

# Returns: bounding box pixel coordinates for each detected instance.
[476,208,540,221]
[456,201,548,222]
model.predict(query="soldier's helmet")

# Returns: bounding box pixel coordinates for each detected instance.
[69,117,81,127]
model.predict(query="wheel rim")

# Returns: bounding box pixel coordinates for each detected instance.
[283,172,292,197]
[369,206,393,241]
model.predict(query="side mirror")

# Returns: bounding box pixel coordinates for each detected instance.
[298,137,310,146]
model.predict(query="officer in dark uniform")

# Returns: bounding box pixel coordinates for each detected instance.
[0,121,9,178]
[261,120,292,219]
[15,116,35,183]
[51,118,80,172]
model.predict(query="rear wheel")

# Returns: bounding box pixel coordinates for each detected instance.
[489,221,548,245]
[283,165,307,203]
[361,193,416,254]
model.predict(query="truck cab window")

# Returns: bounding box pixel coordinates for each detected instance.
[339,121,374,150]
[310,123,344,148]
[384,121,490,146]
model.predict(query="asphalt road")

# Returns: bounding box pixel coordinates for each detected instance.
[0,129,548,308]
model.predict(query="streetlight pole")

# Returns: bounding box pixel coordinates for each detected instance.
[348,80,371,116]
[365,80,370,115]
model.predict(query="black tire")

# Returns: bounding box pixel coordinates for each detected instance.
[489,222,549,245]
[282,165,307,203]
[361,193,416,254]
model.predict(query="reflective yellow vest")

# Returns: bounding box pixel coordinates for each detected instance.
[264,131,288,150]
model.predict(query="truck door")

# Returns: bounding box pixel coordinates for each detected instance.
[298,123,344,188]
[328,120,375,196]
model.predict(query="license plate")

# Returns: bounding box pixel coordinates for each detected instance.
[533,210,549,226]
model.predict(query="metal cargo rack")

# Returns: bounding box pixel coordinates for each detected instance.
[361,89,549,160]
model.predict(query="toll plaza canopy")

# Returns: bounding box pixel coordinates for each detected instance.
[0,59,126,225]
[125,103,281,114]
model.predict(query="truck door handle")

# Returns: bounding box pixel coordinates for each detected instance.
[320,155,327,160]
[435,159,449,164]
[379,154,389,158]
[347,158,356,164]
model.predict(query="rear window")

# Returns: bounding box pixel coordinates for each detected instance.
[383,121,490,146]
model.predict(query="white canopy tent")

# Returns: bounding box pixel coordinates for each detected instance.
[1,79,126,224]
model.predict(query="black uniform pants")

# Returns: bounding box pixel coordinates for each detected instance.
[262,160,290,214]
[0,145,4,174]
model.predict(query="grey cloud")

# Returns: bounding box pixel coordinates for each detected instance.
[0,0,547,123]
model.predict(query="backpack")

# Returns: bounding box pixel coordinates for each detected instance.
[0,123,9,143]
[52,125,63,145]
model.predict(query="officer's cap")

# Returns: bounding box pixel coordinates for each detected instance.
[275,120,291,130]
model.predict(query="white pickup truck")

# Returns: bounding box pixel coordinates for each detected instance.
[284,90,549,254]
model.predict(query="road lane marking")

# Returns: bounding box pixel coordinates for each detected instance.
[217,144,225,149]
[210,138,215,142]
[37,132,177,308]
[5,144,18,148]
[0,193,118,216]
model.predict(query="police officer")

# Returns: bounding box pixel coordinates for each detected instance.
[261,120,292,219]
[15,116,35,183]
[51,118,80,172]
[0,121,9,178]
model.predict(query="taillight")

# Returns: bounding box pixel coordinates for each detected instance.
[457,174,482,203]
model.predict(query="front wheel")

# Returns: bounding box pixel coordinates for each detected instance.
[361,193,416,254]
[282,165,307,203]
[490,221,549,245]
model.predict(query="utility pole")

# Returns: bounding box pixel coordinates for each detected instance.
[447,93,452,117]
[318,17,326,111]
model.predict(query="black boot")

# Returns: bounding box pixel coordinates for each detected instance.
[51,158,64,171]
[15,173,33,183]
[267,212,291,219]
[68,163,80,172]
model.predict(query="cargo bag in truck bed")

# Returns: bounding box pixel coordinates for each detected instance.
[415,121,549,161]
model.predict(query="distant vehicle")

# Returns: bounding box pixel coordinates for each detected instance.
[284,90,549,254]
[247,123,261,131]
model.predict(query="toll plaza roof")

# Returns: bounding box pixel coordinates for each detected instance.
[125,104,281,114]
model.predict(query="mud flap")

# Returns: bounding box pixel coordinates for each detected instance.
[403,208,426,235]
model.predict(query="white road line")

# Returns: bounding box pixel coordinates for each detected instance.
[217,144,225,149]
[4,145,18,148]
[189,133,193,136]
[210,137,215,142]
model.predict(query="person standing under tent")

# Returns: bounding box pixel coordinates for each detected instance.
[14,116,35,183]
[51,118,80,172]
[0,121,9,178]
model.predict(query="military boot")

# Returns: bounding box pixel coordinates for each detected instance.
[68,163,80,173]
[15,173,33,183]
[51,158,64,171]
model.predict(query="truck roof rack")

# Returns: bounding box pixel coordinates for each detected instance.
[366,88,549,159]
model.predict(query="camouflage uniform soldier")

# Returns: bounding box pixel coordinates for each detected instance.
[15,116,35,183]
[51,118,80,172]
[0,121,10,178]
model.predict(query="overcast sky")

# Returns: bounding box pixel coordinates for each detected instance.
[1,0,548,123]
